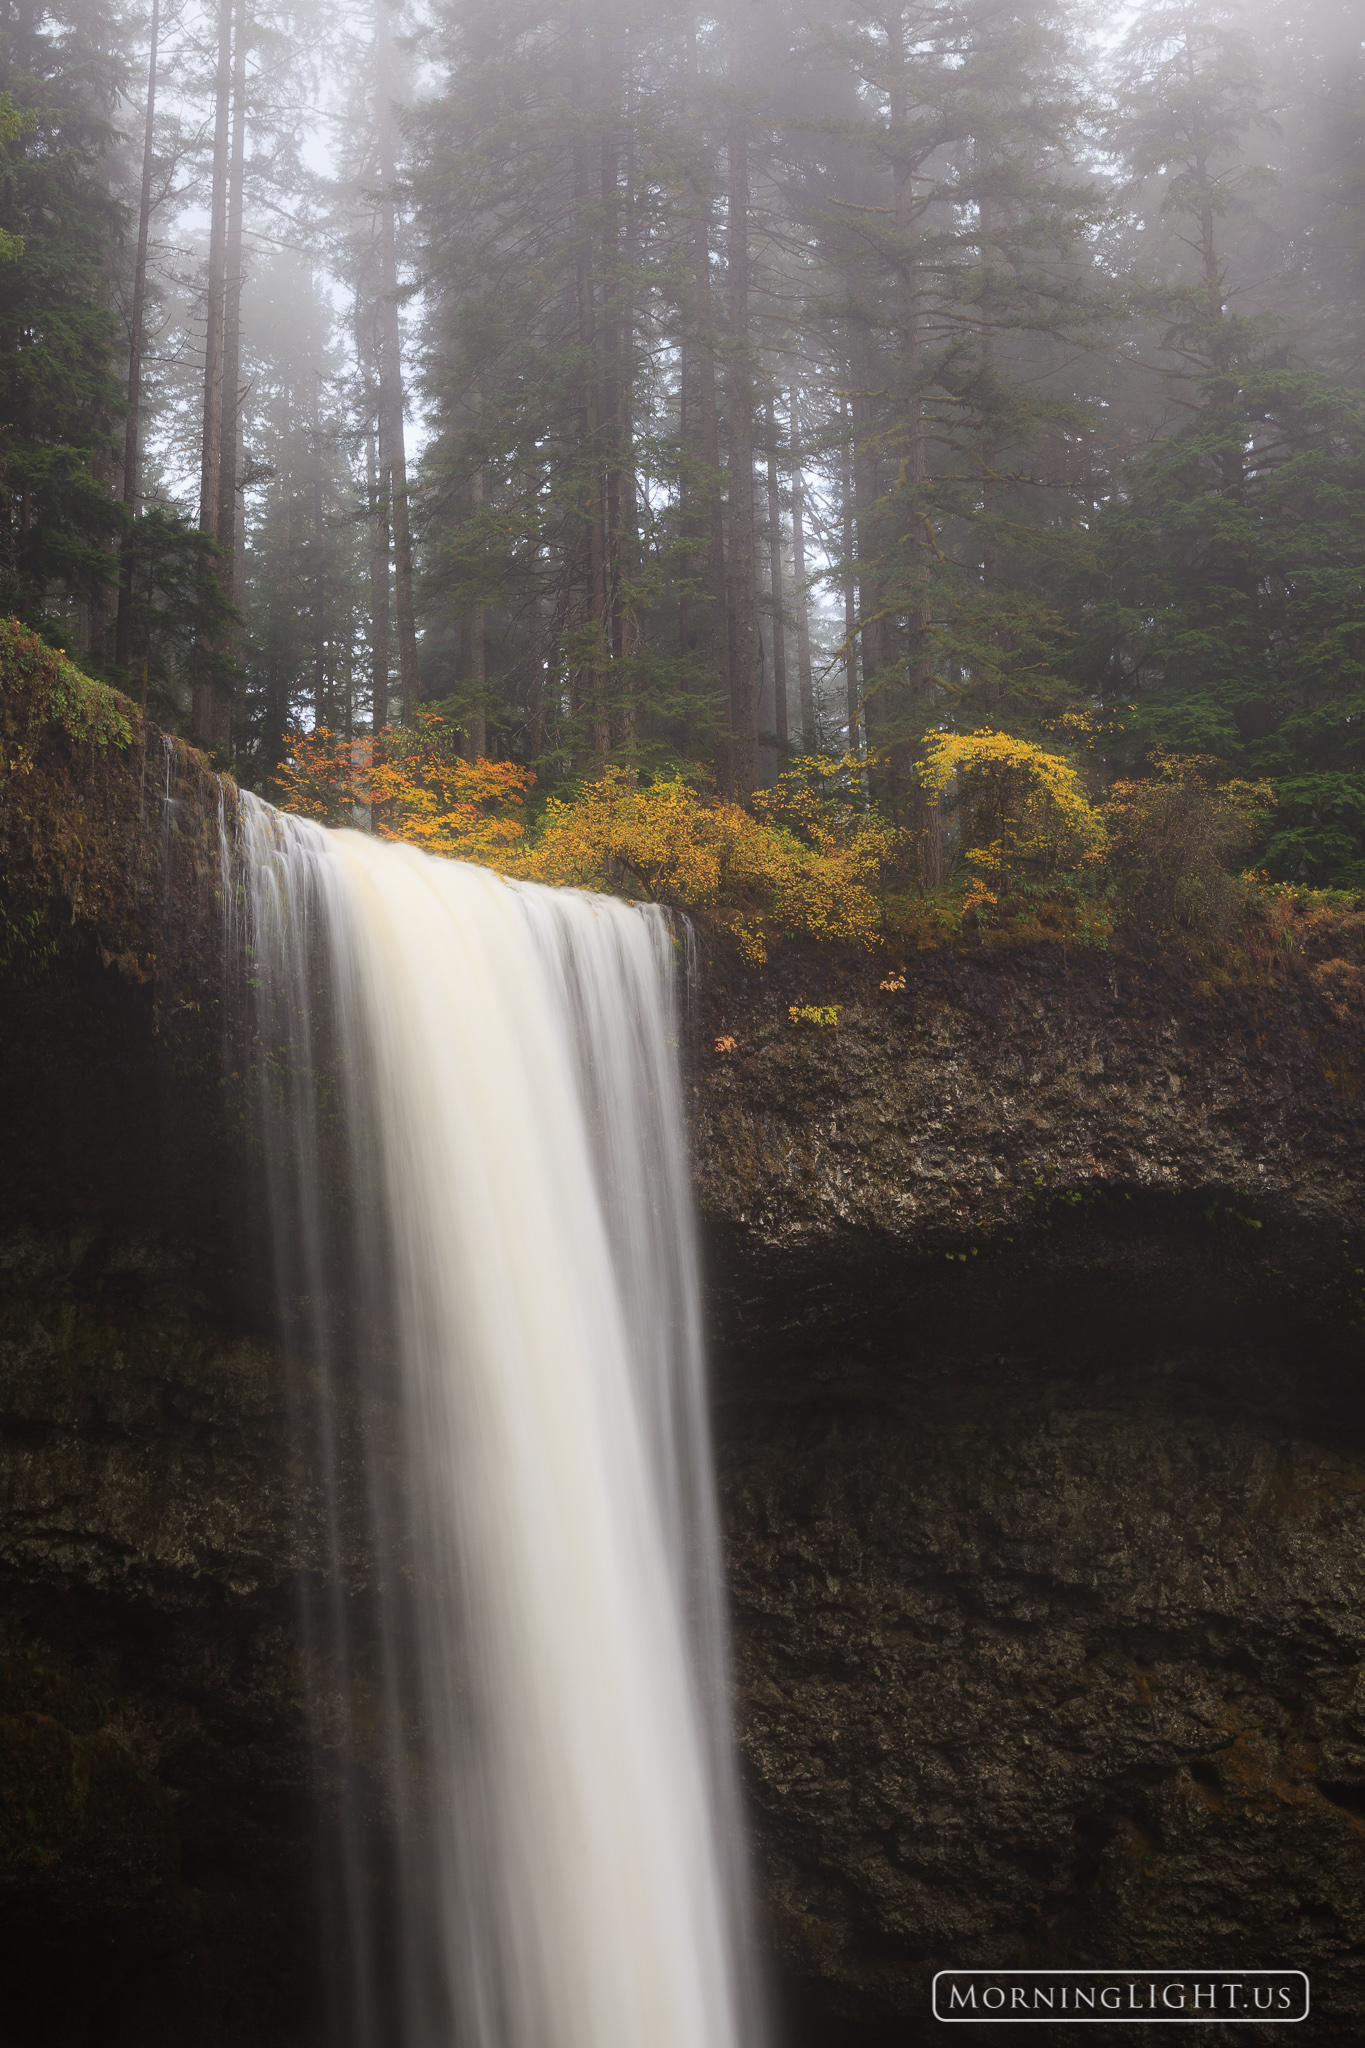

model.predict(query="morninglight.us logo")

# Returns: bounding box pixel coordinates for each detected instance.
[931,1970,1310,2023]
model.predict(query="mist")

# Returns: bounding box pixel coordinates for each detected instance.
[2,0,1362,876]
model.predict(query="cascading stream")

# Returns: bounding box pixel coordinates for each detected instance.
[236,794,765,2048]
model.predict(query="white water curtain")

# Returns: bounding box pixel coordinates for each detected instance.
[237,796,766,2048]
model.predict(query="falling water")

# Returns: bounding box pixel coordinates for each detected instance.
[235,794,764,2048]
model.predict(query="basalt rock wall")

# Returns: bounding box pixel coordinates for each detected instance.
[692,943,1365,2043]
[2,711,1364,2044]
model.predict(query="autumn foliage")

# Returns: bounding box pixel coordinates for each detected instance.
[1100,750,1275,942]
[269,712,1327,963]
[273,716,533,860]
[918,729,1104,906]
[272,731,909,961]
[515,759,903,961]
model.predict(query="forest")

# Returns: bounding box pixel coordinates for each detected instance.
[1,0,1363,906]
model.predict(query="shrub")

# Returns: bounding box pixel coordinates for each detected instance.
[1099,751,1274,942]
[917,730,1104,894]
[513,766,898,962]
[271,727,369,828]
[274,741,901,962]
[274,717,533,858]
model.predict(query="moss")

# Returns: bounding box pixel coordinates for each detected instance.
[0,617,132,774]
[790,1004,841,1030]
[0,901,58,983]
[0,612,231,1029]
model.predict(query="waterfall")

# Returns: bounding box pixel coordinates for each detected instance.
[235,794,765,2048]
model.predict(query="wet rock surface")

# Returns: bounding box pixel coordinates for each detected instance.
[0,1227,319,2044]
[3,716,1365,2041]
[691,943,1365,2044]
[723,1348,1365,2043]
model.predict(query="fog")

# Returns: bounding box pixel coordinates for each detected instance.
[3,0,1362,872]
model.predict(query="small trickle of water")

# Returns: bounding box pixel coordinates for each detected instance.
[236,792,767,2048]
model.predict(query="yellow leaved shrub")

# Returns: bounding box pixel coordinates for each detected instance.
[918,730,1104,892]
[510,765,902,962]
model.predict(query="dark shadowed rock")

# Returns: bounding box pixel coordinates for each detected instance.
[693,943,1365,2042]
[3,707,1364,2041]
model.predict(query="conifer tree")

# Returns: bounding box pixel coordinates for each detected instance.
[1078,0,1365,886]
[0,0,126,633]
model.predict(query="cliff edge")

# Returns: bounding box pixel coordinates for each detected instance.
[3,698,1365,2042]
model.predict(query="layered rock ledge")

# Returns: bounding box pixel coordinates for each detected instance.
[2,710,1364,2042]
[692,947,1365,2041]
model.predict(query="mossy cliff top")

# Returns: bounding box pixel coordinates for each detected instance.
[0,621,230,992]
[3,639,1365,2043]
[4,626,1364,1301]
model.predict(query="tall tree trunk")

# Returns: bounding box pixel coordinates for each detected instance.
[216,0,247,594]
[841,395,860,752]
[211,0,247,754]
[976,186,998,604]
[360,275,390,731]
[114,0,159,678]
[377,0,419,726]
[726,104,758,799]
[888,16,933,846]
[367,420,390,731]
[683,27,729,788]
[789,388,815,739]
[677,334,691,662]
[313,377,326,727]
[535,576,571,762]
[463,457,486,760]
[613,38,639,749]
[600,23,622,667]
[971,104,1000,641]
[764,394,788,750]
[852,348,890,755]
[192,0,232,745]
[570,0,609,765]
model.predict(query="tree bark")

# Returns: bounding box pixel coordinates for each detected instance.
[216,0,247,595]
[360,273,389,731]
[463,458,486,760]
[677,334,691,662]
[764,394,788,750]
[570,0,610,765]
[114,0,159,678]
[313,376,326,727]
[210,0,247,755]
[683,27,729,788]
[976,183,997,601]
[376,0,419,726]
[789,388,815,739]
[192,0,232,745]
[888,9,936,853]
[841,394,860,752]
[726,105,758,799]
[600,23,622,669]
[852,347,890,754]
[613,37,639,749]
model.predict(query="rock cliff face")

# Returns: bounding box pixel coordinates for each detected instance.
[2,714,1364,2043]
[692,945,1365,2042]
[0,1226,318,2045]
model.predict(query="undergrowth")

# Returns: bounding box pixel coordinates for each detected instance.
[0,618,133,773]
[271,718,1365,974]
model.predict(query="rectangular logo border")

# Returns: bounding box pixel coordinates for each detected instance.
[931,1968,1311,2024]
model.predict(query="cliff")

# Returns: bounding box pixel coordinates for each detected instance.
[2,699,1364,2043]
[695,943,1365,2040]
